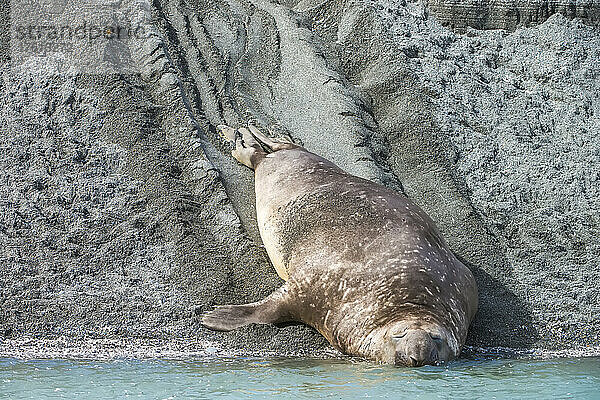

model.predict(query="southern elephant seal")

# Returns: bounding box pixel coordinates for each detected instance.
[202,123,478,366]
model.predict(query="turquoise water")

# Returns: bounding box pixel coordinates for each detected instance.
[1,356,599,399]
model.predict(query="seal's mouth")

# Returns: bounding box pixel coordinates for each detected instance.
[391,328,444,367]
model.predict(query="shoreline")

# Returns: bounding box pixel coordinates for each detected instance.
[1,338,599,361]
[0,337,341,361]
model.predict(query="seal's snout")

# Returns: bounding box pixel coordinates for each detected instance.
[393,329,440,367]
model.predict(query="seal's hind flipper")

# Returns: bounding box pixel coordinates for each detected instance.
[201,285,293,331]
[247,122,296,152]
[216,124,266,169]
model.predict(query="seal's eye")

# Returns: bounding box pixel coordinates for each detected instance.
[392,332,407,339]
[430,335,444,343]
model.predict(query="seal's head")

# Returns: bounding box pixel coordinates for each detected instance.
[381,320,456,366]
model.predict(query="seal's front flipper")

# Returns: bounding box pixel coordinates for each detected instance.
[201,285,293,332]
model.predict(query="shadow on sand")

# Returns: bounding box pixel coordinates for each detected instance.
[459,255,540,350]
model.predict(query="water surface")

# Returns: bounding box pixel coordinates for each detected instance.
[1,356,599,399]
